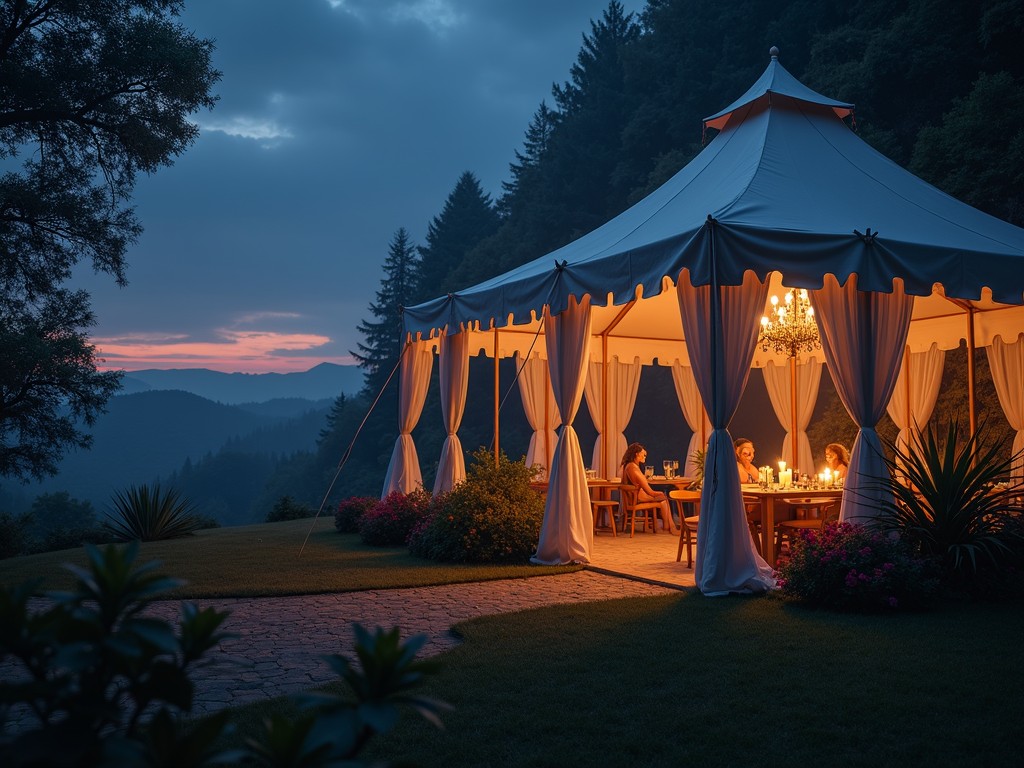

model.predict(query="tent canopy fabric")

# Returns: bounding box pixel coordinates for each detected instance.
[403,52,1024,352]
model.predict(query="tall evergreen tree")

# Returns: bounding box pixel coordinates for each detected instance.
[414,172,500,302]
[352,228,420,398]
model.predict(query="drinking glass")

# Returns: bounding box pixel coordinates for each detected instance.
[644,465,654,478]
[662,460,670,477]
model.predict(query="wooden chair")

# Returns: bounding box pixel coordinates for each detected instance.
[743,494,764,555]
[774,498,841,555]
[620,485,660,536]
[589,486,620,537]
[669,489,701,567]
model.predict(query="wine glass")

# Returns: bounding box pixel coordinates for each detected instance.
[662,459,670,477]
[672,459,680,477]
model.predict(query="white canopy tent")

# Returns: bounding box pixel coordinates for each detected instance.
[393,49,1024,595]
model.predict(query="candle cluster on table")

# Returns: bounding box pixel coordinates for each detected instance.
[777,461,793,489]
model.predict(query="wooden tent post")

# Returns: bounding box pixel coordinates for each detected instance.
[493,328,500,467]
[790,355,798,470]
[966,307,978,438]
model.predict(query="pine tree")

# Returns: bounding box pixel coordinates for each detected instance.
[414,172,500,302]
[352,228,420,398]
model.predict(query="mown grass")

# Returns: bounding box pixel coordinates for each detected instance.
[353,591,1024,767]
[0,518,580,598]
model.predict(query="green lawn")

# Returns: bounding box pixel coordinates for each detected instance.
[351,591,1024,767]
[0,518,580,598]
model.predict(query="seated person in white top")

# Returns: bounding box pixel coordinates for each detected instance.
[735,438,758,483]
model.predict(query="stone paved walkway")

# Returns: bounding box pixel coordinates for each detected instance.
[3,568,681,727]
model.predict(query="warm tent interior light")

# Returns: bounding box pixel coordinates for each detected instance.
[390,47,1024,596]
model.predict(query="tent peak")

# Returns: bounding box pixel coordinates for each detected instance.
[703,49,854,132]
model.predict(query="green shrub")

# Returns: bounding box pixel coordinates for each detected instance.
[0,511,31,559]
[360,489,434,546]
[0,544,448,767]
[265,495,315,523]
[776,521,940,611]
[866,419,1024,597]
[334,496,377,533]
[409,449,545,563]
[103,483,204,542]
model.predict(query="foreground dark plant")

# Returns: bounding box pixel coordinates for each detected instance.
[0,542,233,767]
[0,544,449,767]
[103,484,204,542]
[866,419,1024,595]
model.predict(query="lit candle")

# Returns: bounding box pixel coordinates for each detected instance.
[824,467,832,486]
[778,460,786,473]
[779,468,793,488]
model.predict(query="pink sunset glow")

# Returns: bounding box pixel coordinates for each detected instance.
[94,330,356,374]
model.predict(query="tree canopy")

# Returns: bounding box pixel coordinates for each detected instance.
[0,0,220,480]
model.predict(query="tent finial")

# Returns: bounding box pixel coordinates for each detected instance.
[769,46,779,60]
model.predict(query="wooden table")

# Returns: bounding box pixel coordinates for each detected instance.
[742,486,843,565]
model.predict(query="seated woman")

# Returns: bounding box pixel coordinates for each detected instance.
[621,442,678,534]
[735,438,758,483]
[825,442,850,480]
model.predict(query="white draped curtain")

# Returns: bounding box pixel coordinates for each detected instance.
[381,340,434,497]
[987,334,1024,481]
[762,357,822,475]
[677,270,775,595]
[671,361,711,478]
[810,275,914,522]
[432,331,470,495]
[516,354,561,481]
[531,297,594,565]
[886,343,946,462]
[585,356,642,479]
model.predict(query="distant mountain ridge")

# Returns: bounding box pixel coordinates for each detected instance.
[20,389,331,519]
[120,362,363,404]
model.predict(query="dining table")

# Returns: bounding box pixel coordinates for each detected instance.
[741,485,844,565]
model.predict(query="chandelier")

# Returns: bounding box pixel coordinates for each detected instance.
[759,288,821,358]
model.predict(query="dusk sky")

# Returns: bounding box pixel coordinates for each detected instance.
[79,0,645,374]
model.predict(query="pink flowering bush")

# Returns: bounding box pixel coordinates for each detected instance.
[409,449,544,563]
[775,521,940,611]
[359,489,434,546]
[334,495,377,533]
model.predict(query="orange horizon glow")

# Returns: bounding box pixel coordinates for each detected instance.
[94,330,358,374]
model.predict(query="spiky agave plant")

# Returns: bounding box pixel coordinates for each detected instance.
[103,483,203,542]
[868,419,1024,592]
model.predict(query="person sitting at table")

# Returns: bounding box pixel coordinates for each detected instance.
[621,442,679,534]
[825,442,850,480]
[735,438,758,483]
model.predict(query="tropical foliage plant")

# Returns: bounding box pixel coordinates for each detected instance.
[775,521,940,611]
[103,484,204,542]
[866,419,1024,595]
[409,449,545,563]
[0,543,449,767]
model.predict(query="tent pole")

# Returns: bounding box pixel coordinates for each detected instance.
[903,346,911,430]
[790,355,798,470]
[966,307,978,438]
[602,333,609,477]
[543,368,550,478]
[493,328,500,467]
